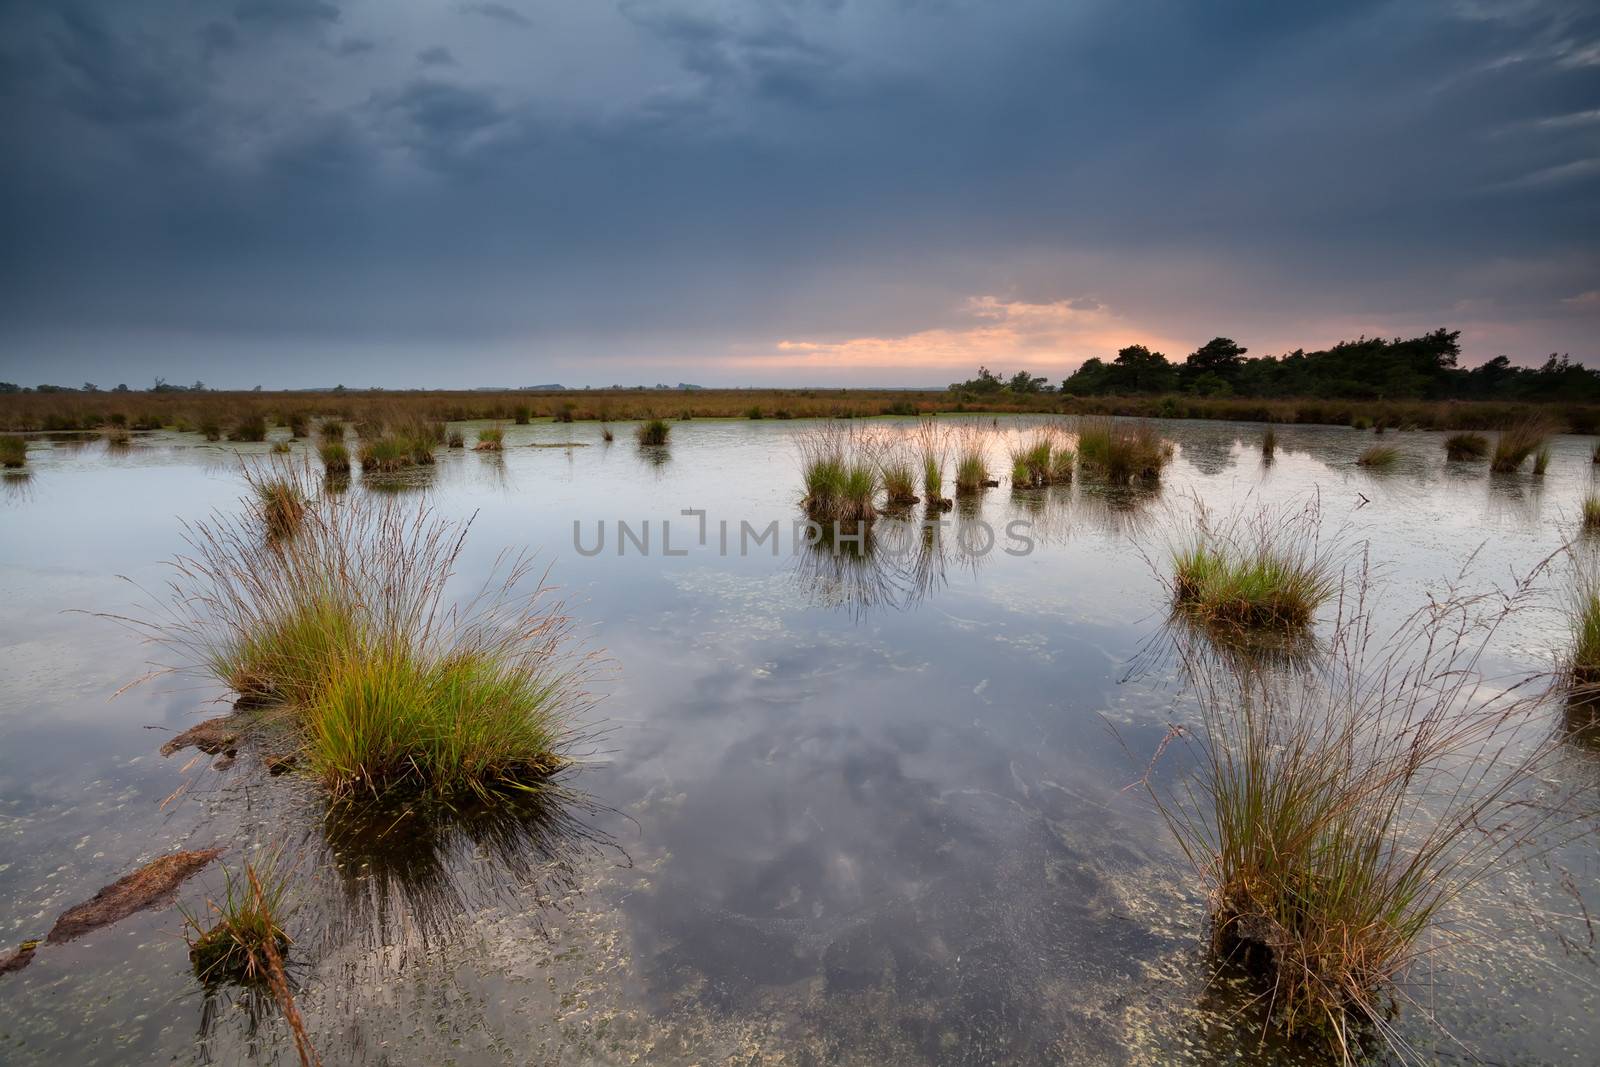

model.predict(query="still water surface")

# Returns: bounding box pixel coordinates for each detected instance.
[1,418,1596,1064]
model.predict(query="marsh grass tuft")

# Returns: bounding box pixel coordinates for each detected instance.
[951,425,990,497]
[229,414,268,443]
[1444,432,1488,461]
[1490,419,1551,473]
[798,424,878,523]
[254,477,307,540]
[1532,445,1551,476]
[446,429,464,449]
[1151,562,1570,1059]
[474,425,505,452]
[318,441,349,475]
[1076,417,1172,483]
[0,436,24,468]
[915,418,949,506]
[879,449,919,508]
[1355,444,1398,469]
[636,419,671,447]
[1261,426,1277,461]
[1570,553,1600,693]
[1584,494,1600,532]
[1169,497,1339,632]
[601,425,614,443]
[125,466,593,802]
[182,852,293,988]
[1009,428,1073,489]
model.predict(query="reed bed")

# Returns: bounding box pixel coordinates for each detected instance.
[1356,444,1399,469]
[1444,432,1488,460]
[1075,417,1172,483]
[121,466,593,801]
[1490,420,1551,473]
[1151,564,1571,1059]
[0,436,24,468]
[5,389,1598,436]
[636,419,671,447]
[798,424,878,524]
[1169,497,1339,632]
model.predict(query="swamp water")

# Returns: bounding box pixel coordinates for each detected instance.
[0,418,1596,1065]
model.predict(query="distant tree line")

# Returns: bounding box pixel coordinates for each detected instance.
[950,329,1599,402]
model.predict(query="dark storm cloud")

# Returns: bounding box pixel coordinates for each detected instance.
[231,0,340,31]
[461,3,533,30]
[0,0,1595,386]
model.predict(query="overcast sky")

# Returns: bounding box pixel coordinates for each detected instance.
[1,0,1596,388]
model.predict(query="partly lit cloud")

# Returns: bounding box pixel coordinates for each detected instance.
[736,297,1186,375]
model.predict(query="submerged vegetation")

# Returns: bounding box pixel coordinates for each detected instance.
[128,466,592,802]
[1153,563,1569,1060]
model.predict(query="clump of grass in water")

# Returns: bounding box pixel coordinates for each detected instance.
[1356,444,1398,469]
[1532,445,1551,476]
[1584,494,1600,532]
[1261,425,1277,461]
[182,851,293,988]
[0,436,25,468]
[121,467,594,801]
[318,441,349,474]
[951,425,991,497]
[446,429,464,449]
[1148,561,1571,1060]
[636,419,671,447]
[1169,496,1338,632]
[1490,419,1550,473]
[181,850,317,1067]
[254,477,306,540]
[1592,442,1600,465]
[513,405,531,425]
[798,424,878,523]
[474,425,505,452]
[601,424,614,443]
[105,427,132,449]
[318,419,345,441]
[915,418,949,507]
[229,414,268,443]
[1076,417,1172,483]
[1569,552,1600,695]
[1444,432,1488,460]
[1009,428,1073,490]
[270,441,291,455]
[878,441,919,508]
